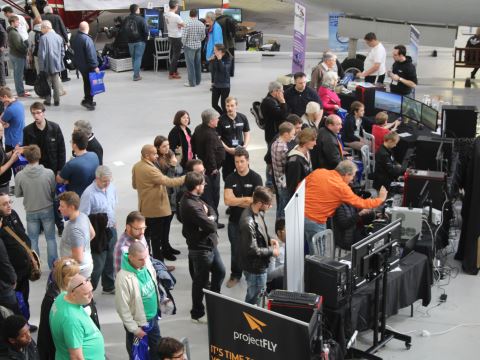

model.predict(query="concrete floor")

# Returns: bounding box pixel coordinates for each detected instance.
[8,0,480,359]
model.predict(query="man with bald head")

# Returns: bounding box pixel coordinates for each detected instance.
[38,20,65,106]
[132,144,185,261]
[50,274,105,360]
[71,21,99,110]
[115,242,161,360]
[312,114,344,170]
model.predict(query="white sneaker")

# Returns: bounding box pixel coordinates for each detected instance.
[191,316,208,324]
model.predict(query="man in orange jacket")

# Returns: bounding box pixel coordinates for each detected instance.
[304,160,387,253]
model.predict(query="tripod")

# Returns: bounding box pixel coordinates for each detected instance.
[348,253,412,360]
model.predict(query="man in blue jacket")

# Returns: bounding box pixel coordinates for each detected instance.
[71,21,99,111]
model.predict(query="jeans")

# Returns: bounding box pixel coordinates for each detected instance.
[168,37,182,74]
[189,247,225,319]
[244,271,267,305]
[80,71,93,103]
[205,173,221,218]
[0,50,6,86]
[212,87,230,115]
[145,216,173,261]
[128,41,146,78]
[125,317,161,360]
[227,221,242,280]
[9,54,25,95]
[276,187,290,220]
[53,198,64,231]
[184,46,202,86]
[91,227,117,291]
[304,218,326,255]
[45,73,62,103]
[26,206,57,269]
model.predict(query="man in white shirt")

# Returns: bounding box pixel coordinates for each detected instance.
[164,0,185,79]
[358,32,386,84]
[2,6,28,41]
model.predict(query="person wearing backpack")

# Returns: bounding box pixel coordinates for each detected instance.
[123,4,149,82]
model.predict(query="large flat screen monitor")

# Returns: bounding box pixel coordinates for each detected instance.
[144,9,160,37]
[421,104,438,131]
[402,96,422,122]
[374,91,402,114]
[198,8,217,19]
[223,8,242,22]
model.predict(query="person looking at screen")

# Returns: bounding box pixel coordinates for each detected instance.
[372,112,400,152]
[373,132,405,191]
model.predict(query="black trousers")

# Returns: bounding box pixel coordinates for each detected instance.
[145,215,174,261]
[212,87,230,115]
[228,47,235,77]
[365,74,385,84]
[168,37,183,74]
[205,173,221,218]
[222,153,235,182]
[80,71,93,103]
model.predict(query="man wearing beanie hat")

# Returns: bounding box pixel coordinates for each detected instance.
[0,314,39,359]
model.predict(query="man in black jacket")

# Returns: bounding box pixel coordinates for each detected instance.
[239,186,279,305]
[388,45,417,96]
[373,132,404,190]
[179,172,225,323]
[191,109,225,225]
[261,81,289,145]
[312,115,344,170]
[73,120,103,165]
[0,236,18,314]
[0,315,39,360]
[284,72,322,117]
[123,4,149,81]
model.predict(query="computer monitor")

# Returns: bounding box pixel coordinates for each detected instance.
[421,104,438,131]
[144,8,160,37]
[223,8,242,22]
[198,8,217,19]
[374,91,402,114]
[402,96,422,122]
[179,10,193,22]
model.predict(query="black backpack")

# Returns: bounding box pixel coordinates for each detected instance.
[250,101,265,129]
[34,71,51,98]
[124,16,139,42]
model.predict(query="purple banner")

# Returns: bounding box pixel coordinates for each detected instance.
[292,1,307,74]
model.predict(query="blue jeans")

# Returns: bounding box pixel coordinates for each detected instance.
[244,271,268,305]
[128,41,146,78]
[304,218,326,255]
[189,247,225,319]
[91,227,117,291]
[125,316,160,360]
[227,221,242,280]
[276,187,290,219]
[9,54,25,95]
[26,206,57,269]
[184,46,202,86]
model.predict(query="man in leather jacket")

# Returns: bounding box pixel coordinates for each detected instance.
[239,186,279,305]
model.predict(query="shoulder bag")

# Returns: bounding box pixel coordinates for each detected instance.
[3,226,41,281]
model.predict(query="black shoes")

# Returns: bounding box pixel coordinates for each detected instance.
[81,100,95,111]
[61,77,71,82]
[163,253,177,261]
[169,247,181,255]
[217,222,225,229]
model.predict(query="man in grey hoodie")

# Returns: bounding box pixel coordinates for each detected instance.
[14,144,57,268]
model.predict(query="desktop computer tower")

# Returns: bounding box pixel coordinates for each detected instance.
[403,169,446,210]
[304,256,349,309]
[356,85,376,116]
[441,105,478,138]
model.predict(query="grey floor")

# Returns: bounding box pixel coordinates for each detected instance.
[9,0,480,359]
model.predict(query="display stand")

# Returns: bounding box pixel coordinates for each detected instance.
[348,253,411,360]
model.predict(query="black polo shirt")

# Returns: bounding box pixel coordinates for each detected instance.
[390,56,417,96]
[217,112,250,148]
[224,169,263,223]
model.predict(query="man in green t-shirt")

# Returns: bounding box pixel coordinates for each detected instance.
[115,242,160,360]
[49,274,105,360]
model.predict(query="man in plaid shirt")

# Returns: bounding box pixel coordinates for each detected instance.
[271,122,295,220]
[181,9,206,87]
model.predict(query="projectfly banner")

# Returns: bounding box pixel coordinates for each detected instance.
[205,290,311,359]
[64,0,167,11]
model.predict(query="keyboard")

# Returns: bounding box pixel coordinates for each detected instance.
[268,290,320,306]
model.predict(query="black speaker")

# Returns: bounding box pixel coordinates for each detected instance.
[414,136,453,172]
[441,105,478,138]
[304,256,349,309]
[403,169,446,210]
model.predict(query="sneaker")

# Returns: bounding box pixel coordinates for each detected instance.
[191,316,208,324]
[18,92,31,97]
[61,77,71,82]
[172,73,181,79]
[133,76,142,81]
[102,289,115,295]
[184,82,194,87]
[217,222,225,229]
[81,100,95,111]
[54,101,60,106]
[43,100,51,106]
[226,277,240,288]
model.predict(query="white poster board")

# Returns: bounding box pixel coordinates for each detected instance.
[64,0,168,11]
[284,180,305,292]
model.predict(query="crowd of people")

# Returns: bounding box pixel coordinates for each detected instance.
[0,1,423,359]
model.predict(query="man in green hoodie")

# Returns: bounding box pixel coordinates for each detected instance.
[115,242,161,360]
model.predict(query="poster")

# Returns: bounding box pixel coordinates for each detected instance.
[205,290,311,360]
[64,0,167,11]
[292,1,307,74]
[408,25,420,67]
[328,12,349,52]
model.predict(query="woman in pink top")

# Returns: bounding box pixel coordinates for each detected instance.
[318,71,341,116]
[167,110,194,170]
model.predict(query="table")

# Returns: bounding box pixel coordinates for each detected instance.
[324,251,431,354]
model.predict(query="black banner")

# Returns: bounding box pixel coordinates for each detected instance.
[205,290,311,360]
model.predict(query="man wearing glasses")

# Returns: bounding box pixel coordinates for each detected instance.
[50,274,105,360]
[239,186,280,305]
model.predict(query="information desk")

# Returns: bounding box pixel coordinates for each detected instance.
[324,251,431,353]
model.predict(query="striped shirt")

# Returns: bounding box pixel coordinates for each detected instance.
[181,18,206,50]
